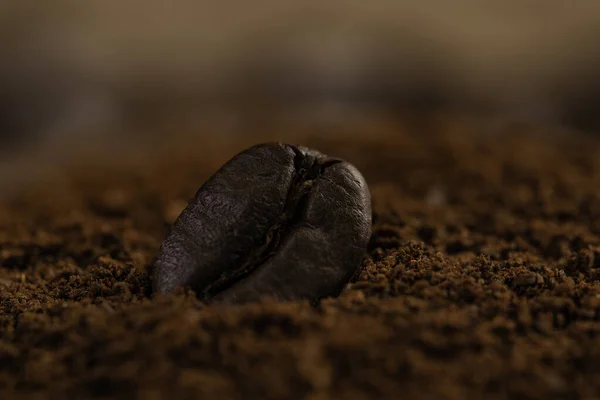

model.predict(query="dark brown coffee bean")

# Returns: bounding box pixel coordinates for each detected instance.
[152,142,371,304]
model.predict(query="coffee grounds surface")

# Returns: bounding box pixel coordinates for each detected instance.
[2,117,600,399]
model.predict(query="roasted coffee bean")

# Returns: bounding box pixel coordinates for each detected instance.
[152,143,371,304]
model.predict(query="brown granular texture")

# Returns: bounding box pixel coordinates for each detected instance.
[2,117,600,399]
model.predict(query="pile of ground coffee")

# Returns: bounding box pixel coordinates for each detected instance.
[1,116,600,399]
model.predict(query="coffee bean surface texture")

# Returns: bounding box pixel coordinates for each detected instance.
[152,142,372,304]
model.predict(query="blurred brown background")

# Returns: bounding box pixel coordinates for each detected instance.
[1,1,600,152]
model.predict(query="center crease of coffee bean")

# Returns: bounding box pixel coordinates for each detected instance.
[201,146,341,299]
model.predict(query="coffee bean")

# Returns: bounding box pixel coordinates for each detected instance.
[152,143,371,304]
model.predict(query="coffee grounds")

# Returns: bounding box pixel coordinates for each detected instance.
[2,117,600,399]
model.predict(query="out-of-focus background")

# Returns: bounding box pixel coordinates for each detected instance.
[1,1,600,176]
